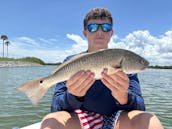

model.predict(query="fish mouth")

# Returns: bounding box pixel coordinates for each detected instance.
[141,63,149,71]
[141,59,149,68]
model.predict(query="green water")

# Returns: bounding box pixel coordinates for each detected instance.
[0,66,171,129]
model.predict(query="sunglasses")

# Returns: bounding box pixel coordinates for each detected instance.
[87,23,112,32]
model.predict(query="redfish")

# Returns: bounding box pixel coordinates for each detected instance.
[16,48,149,105]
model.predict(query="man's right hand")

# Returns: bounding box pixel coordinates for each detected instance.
[66,70,95,97]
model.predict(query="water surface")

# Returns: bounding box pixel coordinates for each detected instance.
[0,66,171,129]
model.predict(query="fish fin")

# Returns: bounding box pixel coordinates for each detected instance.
[16,78,49,105]
[107,67,122,75]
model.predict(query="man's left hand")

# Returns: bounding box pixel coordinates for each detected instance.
[101,68,129,105]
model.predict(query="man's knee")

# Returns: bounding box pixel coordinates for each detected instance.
[41,111,81,129]
[130,111,163,129]
[42,111,71,121]
[144,112,164,129]
[41,111,72,129]
[116,110,163,129]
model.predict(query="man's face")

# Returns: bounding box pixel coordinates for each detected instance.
[83,18,113,52]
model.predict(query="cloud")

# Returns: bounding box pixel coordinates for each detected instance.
[109,30,172,65]
[65,34,87,55]
[13,37,41,49]
[0,29,172,65]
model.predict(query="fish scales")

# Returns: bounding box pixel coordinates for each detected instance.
[52,50,119,81]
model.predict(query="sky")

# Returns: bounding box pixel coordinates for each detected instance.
[0,0,172,65]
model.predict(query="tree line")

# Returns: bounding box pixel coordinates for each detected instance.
[0,35,10,58]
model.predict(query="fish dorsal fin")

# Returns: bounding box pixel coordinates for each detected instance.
[51,51,98,75]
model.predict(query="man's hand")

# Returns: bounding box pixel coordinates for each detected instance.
[101,68,129,105]
[66,70,95,97]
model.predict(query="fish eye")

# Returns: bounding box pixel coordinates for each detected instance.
[40,80,43,83]
[140,60,145,64]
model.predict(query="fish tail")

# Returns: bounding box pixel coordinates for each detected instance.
[16,78,49,105]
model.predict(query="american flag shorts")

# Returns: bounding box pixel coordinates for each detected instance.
[75,109,123,129]
[75,109,103,129]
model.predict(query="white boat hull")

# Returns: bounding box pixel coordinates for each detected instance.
[20,122,41,129]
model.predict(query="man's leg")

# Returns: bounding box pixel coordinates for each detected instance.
[115,110,164,129]
[40,111,82,129]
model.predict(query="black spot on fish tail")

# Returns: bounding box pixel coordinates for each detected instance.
[40,80,43,83]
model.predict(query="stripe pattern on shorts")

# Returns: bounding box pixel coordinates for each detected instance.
[75,109,103,129]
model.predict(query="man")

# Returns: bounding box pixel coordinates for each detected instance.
[41,8,163,129]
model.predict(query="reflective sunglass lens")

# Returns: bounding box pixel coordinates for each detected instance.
[102,23,112,32]
[87,24,98,32]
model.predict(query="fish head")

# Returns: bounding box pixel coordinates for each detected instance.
[121,53,149,74]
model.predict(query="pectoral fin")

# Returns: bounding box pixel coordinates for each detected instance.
[107,67,122,75]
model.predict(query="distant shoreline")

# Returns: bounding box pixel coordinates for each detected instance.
[1,57,171,69]
[149,66,172,69]
[0,61,43,68]
[0,57,61,68]
[1,61,172,69]
[0,60,171,69]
